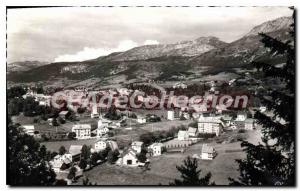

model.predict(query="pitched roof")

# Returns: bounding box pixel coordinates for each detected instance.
[188,127,197,133]
[131,141,143,147]
[59,110,69,115]
[178,130,188,137]
[69,145,82,156]
[120,148,137,158]
[202,144,214,154]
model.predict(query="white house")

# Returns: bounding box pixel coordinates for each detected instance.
[188,127,199,137]
[117,148,139,166]
[96,127,109,137]
[148,143,164,156]
[131,141,144,154]
[245,118,255,130]
[98,118,112,129]
[173,82,187,89]
[236,112,247,121]
[51,154,72,173]
[198,116,223,136]
[221,115,233,127]
[59,111,70,120]
[94,139,108,151]
[178,130,189,141]
[72,124,91,139]
[137,115,147,124]
[201,144,216,160]
[167,110,175,120]
[22,125,35,135]
[91,106,100,118]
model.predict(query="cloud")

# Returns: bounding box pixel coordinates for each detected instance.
[54,40,138,62]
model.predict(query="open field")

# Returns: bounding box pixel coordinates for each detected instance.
[72,129,261,185]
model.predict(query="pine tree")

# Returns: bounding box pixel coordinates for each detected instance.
[8,118,56,185]
[170,156,214,186]
[229,10,295,186]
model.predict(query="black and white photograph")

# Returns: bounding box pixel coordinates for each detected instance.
[5,5,296,187]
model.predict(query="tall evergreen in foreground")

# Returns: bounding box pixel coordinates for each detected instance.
[7,116,56,185]
[229,10,295,186]
[170,156,214,186]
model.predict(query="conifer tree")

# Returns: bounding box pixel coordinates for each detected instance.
[229,10,295,186]
[170,156,214,186]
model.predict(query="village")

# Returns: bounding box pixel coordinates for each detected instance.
[9,78,266,185]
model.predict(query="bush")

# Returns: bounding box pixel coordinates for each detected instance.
[68,132,76,140]
[238,129,246,133]
[107,150,119,164]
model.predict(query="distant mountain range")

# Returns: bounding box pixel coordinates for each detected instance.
[7,16,293,87]
[7,61,49,73]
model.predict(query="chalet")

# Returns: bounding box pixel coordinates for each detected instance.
[47,118,54,126]
[51,154,72,173]
[137,115,146,124]
[59,111,70,120]
[117,148,139,166]
[178,130,189,141]
[72,124,91,139]
[131,141,144,154]
[198,116,223,136]
[245,118,255,130]
[94,139,108,151]
[236,112,247,121]
[201,144,216,160]
[96,127,109,137]
[98,118,112,128]
[69,145,83,161]
[148,143,164,156]
[21,125,35,136]
[221,115,233,127]
[188,127,199,137]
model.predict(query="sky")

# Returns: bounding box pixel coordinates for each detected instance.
[7,7,293,63]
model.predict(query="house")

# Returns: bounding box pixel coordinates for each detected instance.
[198,116,223,136]
[59,111,70,120]
[97,118,112,129]
[72,124,91,139]
[148,143,164,156]
[167,110,175,120]
[245,118,255,130]
[68,145,83,161]
[21,125,35,135]
[221,115,233,127]
[94,139,108,151]
[188,127,199,137]
[117,148,139,166]
[47,118,54,126]
[201,144,216,160]
[173,82,187,89]
[236,112,247,121]
[131,141,144,153]
[51,154,73,172]
[91,106,100,118]
[96,127,109,137]
[179,111,190,120]
[137,115,146,124]
[178,130,189,141]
